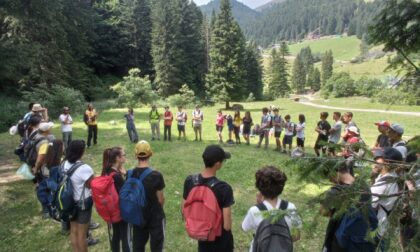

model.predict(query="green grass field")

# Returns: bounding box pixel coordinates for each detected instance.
[1,99,419,252]
[289,36,361,61]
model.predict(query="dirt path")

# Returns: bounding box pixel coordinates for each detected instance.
[0,161,23,185]
[295,95,420,117]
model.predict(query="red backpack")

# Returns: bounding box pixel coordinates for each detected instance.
[91,172,121,223]
[182,174,222,241]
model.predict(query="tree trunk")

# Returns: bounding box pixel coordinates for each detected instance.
[225,101,230,110]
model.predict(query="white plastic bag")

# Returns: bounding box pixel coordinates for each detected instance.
[16,163,35,180]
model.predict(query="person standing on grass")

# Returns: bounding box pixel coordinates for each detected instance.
[59,107,73,151]
[242,166,302,251]
[296,114,306,153]
[257,107,271,149]
[233,110,242,144]
[176,106,187,141]
[124,108,139,143]
[102,147,130,252]
[341,112,359,142]
[242,111,253,145]
[192,105,204,141]
[282,115,294,154]
[226,113,234,144]
[314,112,331,157]
[328,112,342,157]
[215,110,225,143]
[131,141,166,252]
[64,140,95,252]
[374,121,391,148]
[149,105,161,141]
[163,106,173,142]
[272,108,284,151]
[182,145,234,252]
[84,103,98,148]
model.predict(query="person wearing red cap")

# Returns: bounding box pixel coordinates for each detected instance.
[374,121,391,148]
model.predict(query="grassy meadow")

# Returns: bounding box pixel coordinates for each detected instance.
[0,98,419,252]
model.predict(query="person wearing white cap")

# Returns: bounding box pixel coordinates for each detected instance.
[387,123,407,159]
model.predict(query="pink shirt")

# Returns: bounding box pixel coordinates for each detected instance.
[216,114,225,126]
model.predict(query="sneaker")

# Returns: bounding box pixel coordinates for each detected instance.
[282,150,287,154]
[151,138,155,141]
[87,237,99,247]
[89,222,100,230]
[42,212,50,219]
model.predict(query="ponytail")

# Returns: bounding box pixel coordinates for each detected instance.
[101,147,123,175]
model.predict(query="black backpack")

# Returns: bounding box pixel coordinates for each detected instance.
[252,200,293,252]
[24,131,47,167]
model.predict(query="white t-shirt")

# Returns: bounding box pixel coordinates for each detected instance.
[176,111,186,126]
[192,110,203,126]
[59,114,73,132]
[242,198,302,251]
[63,160,94,201]
[371,172,399,237]
[392,140,408,159]
[284,122,295,136]
[296,122,305,139]
[329,121,342,143]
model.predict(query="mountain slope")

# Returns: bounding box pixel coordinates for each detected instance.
[255,0,287,12]
[200,0,259,27]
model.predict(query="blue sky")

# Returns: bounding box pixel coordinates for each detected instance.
[192,0,273,9]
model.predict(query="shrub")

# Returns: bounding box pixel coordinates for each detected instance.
[166,84,196,108]
[246,92,256,102]
[355,76,385,97]
[0,96,27,132]
[22,84,86,120]
[373,88,415,105]
[111,68,158,108]
[322,72,356,98]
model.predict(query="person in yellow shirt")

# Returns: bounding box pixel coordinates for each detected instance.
[84,103,98,147]
[233,110,242,144]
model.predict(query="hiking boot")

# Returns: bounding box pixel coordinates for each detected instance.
[89,222,100,230]
[87,237,99,247]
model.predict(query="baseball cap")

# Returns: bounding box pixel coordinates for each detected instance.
[373,147,403,162]
[347,126,359,135]
[39,122,54,132]
[389,123,404,135]
[374,121,390,128]
[135,140,153,158]
[63,106,69,111]
[202,145,231,165]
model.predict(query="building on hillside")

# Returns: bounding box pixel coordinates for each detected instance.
[306,28,321,40]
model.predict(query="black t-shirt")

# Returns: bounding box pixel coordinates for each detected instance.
[105,168,125,193]
[376,134,390,148]
[183,174,235,252]
[317,120,332,140]
[132,167,165,220]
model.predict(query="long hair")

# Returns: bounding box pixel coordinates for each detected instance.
[234,110,241,120]
[299,114,306,123]
[65,140,85,163]
[45,140,64,169]
[102,147,123,175]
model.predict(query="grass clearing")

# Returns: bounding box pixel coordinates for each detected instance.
[0,99,418,251]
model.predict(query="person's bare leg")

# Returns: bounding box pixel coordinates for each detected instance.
[70,222,78,252]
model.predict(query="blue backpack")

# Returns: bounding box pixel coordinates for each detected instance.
[335,206,378,252]
[119,168,152,226]
[36,166,61,220]
[53,162,84,221]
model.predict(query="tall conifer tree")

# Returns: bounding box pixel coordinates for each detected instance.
[292,54,306,94]
[321,50,334,85]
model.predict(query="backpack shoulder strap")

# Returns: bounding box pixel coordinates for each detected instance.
[279,200,289,211]
[138,168,152,182]
[192,173,201,186]
[256,203,268,211]
[67,162,84,177]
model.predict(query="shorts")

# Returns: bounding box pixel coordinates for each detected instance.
[283,135,293,145]
[297,137,305,147]
[274,131,282,138]
[227,125,234,131]
[193,124,202,130]
[315,136,328,149]
[243,127,251,135]
[328,141,337,152]
[177,125,185,132]
[216,125,223,132]
[71,206,92,224]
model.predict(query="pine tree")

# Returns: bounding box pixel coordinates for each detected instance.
[299,46,314,87]
[205,0,247,109]
[307,67,321,91]
[321,50,334,85]
[244,42,263,100]
[269,42,290,97]
[292,54,306,94]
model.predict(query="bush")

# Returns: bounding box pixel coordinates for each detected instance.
[246,92,256,102]
[322,72,356,98]
[22,84,86,120]
[355,76,385,97]
[372,88,415,105]
[166,84,196,108]
[166,94,185,108]
[0,95,27,132]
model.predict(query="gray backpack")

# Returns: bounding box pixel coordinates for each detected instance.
[252,200,293,252]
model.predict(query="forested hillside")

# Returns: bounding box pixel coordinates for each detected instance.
[199,0,259,28]
[245,0,383,46]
